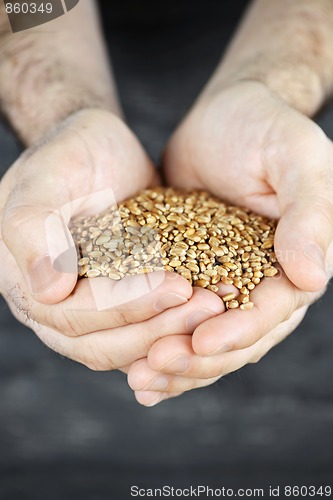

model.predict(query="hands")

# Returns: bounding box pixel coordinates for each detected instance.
[0,108,226,378]
[128,81,333,405]
[2,85,332,407]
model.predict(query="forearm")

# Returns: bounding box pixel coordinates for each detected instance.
[0,1,121,145]
[203,0,333,116]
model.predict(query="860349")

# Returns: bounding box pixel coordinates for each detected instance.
[5,3,53,14]
[284,485,332,497]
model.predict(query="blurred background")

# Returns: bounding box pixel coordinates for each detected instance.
[0,1,332,498]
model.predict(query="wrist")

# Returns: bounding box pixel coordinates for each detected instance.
[1,78,121,147]
[0,2,122,146]
[203,57,327,117]
[0,31,121,146]
[200,0,333,117]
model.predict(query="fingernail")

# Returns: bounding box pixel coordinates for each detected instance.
[303,243,327,275]
[154,293,188,312]
[53,247,78,274]
[186,309,217,331]
[137,392,163,407]
[28,255,63,295]
[144,375,169,391]
[162,355,189,374]
[146,395,163,407]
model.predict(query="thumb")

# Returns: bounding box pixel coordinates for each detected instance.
[275,193,333,292]
[1,202,78,304]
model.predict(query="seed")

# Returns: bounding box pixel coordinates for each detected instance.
[199,273,211,281]
[71,187,278,310]
[181,270,192,280]
[221,277,234,285]
[233,279,243,289]
[96,235,111,245]
[195,279,209,287]
[264,268,278,277]
[78,257,90,266]
[86,269,101,278]
[108,271,122,280]
[239,294,249,304]
[186,262,200,273]
[227,300,239,309]
[217,266,228,277]
[79,265,90,277]
[253,271,264,278]
[197,243,210,251]
[88,250,102,258]
[132,245,143,255]
[240,302,254,310]
[222,293,237,302]
[185,228,195,237]
[261,240,274,249]
[196,215,211,223]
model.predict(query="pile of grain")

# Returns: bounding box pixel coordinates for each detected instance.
[70,187,278,310]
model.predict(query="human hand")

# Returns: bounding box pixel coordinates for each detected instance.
[128,81,333,405]
[0,108,224,371]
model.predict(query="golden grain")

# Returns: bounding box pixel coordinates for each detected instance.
[70,187,277,309]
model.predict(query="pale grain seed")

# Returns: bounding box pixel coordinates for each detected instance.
[87,269,101,278]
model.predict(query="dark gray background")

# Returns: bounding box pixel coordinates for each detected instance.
[0,1,332,498]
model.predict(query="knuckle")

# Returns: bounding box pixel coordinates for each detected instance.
[249,352,262,364]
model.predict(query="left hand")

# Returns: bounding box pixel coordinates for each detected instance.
[128,81,333,405]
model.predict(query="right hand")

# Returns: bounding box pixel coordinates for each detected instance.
[0,108,224,371]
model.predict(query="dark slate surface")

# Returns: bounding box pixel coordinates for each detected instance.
[0,2,333,498]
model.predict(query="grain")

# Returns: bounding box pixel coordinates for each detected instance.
[222,293,237,303]
[240,302,254,311]
[227,299,239,309]
[70,187,278,309]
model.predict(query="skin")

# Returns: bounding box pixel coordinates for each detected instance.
[129,1,333,405]
[0,5,222,385]
[0,0,333,406]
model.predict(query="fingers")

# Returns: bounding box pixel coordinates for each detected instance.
[0,239,194,336]
[62,287,224,370]
[191,266,319,357]
[270,121,333,292]
[49,271,193,336]
[275,196,333,292]
[1,198,78,305]
[148,334,254,379]
[128,306,307,406]
[134,391,184,407]
[128,358,218,394]
[47,276,220,338]
[1,242,223,371]
[0,109,159,305]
